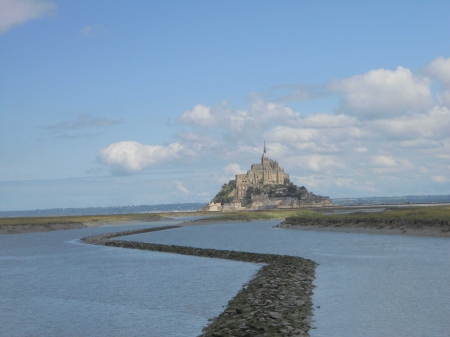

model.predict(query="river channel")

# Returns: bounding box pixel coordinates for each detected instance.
[1,218,449,336]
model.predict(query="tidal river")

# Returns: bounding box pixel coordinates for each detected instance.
[1,218,449,336]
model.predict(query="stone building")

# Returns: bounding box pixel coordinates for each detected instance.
[235,142,289,198]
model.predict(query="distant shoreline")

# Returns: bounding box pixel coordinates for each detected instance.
[1,205,449,238]
[0,213,164,235]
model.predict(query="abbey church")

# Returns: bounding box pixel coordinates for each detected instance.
[202,142,334,211]
[235,142,289,198]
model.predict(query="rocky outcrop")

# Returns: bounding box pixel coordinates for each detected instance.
[81,225,317,336]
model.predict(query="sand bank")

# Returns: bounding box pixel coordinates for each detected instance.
[0,214,162,235]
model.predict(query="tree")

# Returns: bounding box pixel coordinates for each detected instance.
[287,182,296,193]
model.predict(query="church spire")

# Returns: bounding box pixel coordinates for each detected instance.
[263,139,266,155]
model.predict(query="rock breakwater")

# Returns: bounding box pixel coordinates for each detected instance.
[81,225,317,336]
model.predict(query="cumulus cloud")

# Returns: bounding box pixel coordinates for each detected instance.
[285,154,344,172]
[223,163,245,177]
[173,180,189,193]
[97,57,450,197]
[0,0,56,33]
[96,141,191,175]
[419,166,429,174]
[369,107,450,140]
[179,99,301,133]
[427,56,450,88]
[371,155,397,167]
[426,56,450,108]
[328,66,433,118]
[431,175,450,184]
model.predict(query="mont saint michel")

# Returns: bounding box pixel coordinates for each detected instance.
[203,143,334,211]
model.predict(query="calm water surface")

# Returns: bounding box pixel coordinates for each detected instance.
[2,218,449,336]
[0,219,261,337]
[122,220,450,337]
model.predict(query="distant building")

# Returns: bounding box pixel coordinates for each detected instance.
[201,141,334,212]
[235,141,289,199]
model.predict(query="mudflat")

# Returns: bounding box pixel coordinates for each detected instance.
[0,213,163,234]
[277,205,450,238]
[276,222,450,237]
[1,205,449,238]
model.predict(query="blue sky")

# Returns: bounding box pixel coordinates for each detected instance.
[1,0,450,210]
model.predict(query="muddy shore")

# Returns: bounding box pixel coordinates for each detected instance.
[0,214,162,235]
[0,222,87,234]
[81,225,317,337]
[277,218,450,238]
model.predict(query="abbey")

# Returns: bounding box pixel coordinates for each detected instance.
[203,142,334,211]
[235,142,289,198]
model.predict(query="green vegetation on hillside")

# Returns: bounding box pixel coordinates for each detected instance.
[212,180,236,205]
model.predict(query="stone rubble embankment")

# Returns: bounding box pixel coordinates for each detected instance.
[81,225,317,337]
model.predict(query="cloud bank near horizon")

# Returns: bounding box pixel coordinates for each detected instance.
[96,56,450,196]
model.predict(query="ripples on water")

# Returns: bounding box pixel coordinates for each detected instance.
[0,220,261,337]
[121,220,450,337]
[1,218,449,336]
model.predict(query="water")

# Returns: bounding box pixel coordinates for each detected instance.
[121,221,450,337]
[1,219,449,336]
[0,219,261,337]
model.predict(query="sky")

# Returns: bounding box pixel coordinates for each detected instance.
[1,0,450,211]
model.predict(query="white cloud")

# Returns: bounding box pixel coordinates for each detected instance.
[328,66,433,118]
[300,113,357,128]
[285,155,344,172]
[179,104,214,127]
[431,175,450,184]
[333,178,358,188]
[95,58,450,198]
[0,0,56,34]
[355,147,368,153]
[80,25,107,38]
[179,99,301,133]
[223,163,245,177]
[173,180,189,193]
[371,155,397,167]
[369,107,450,141]
[427,56,450,87]
[427,56,450,108]
[96,141,191,175]
[268,126,318,143]
[419,166,429,174]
